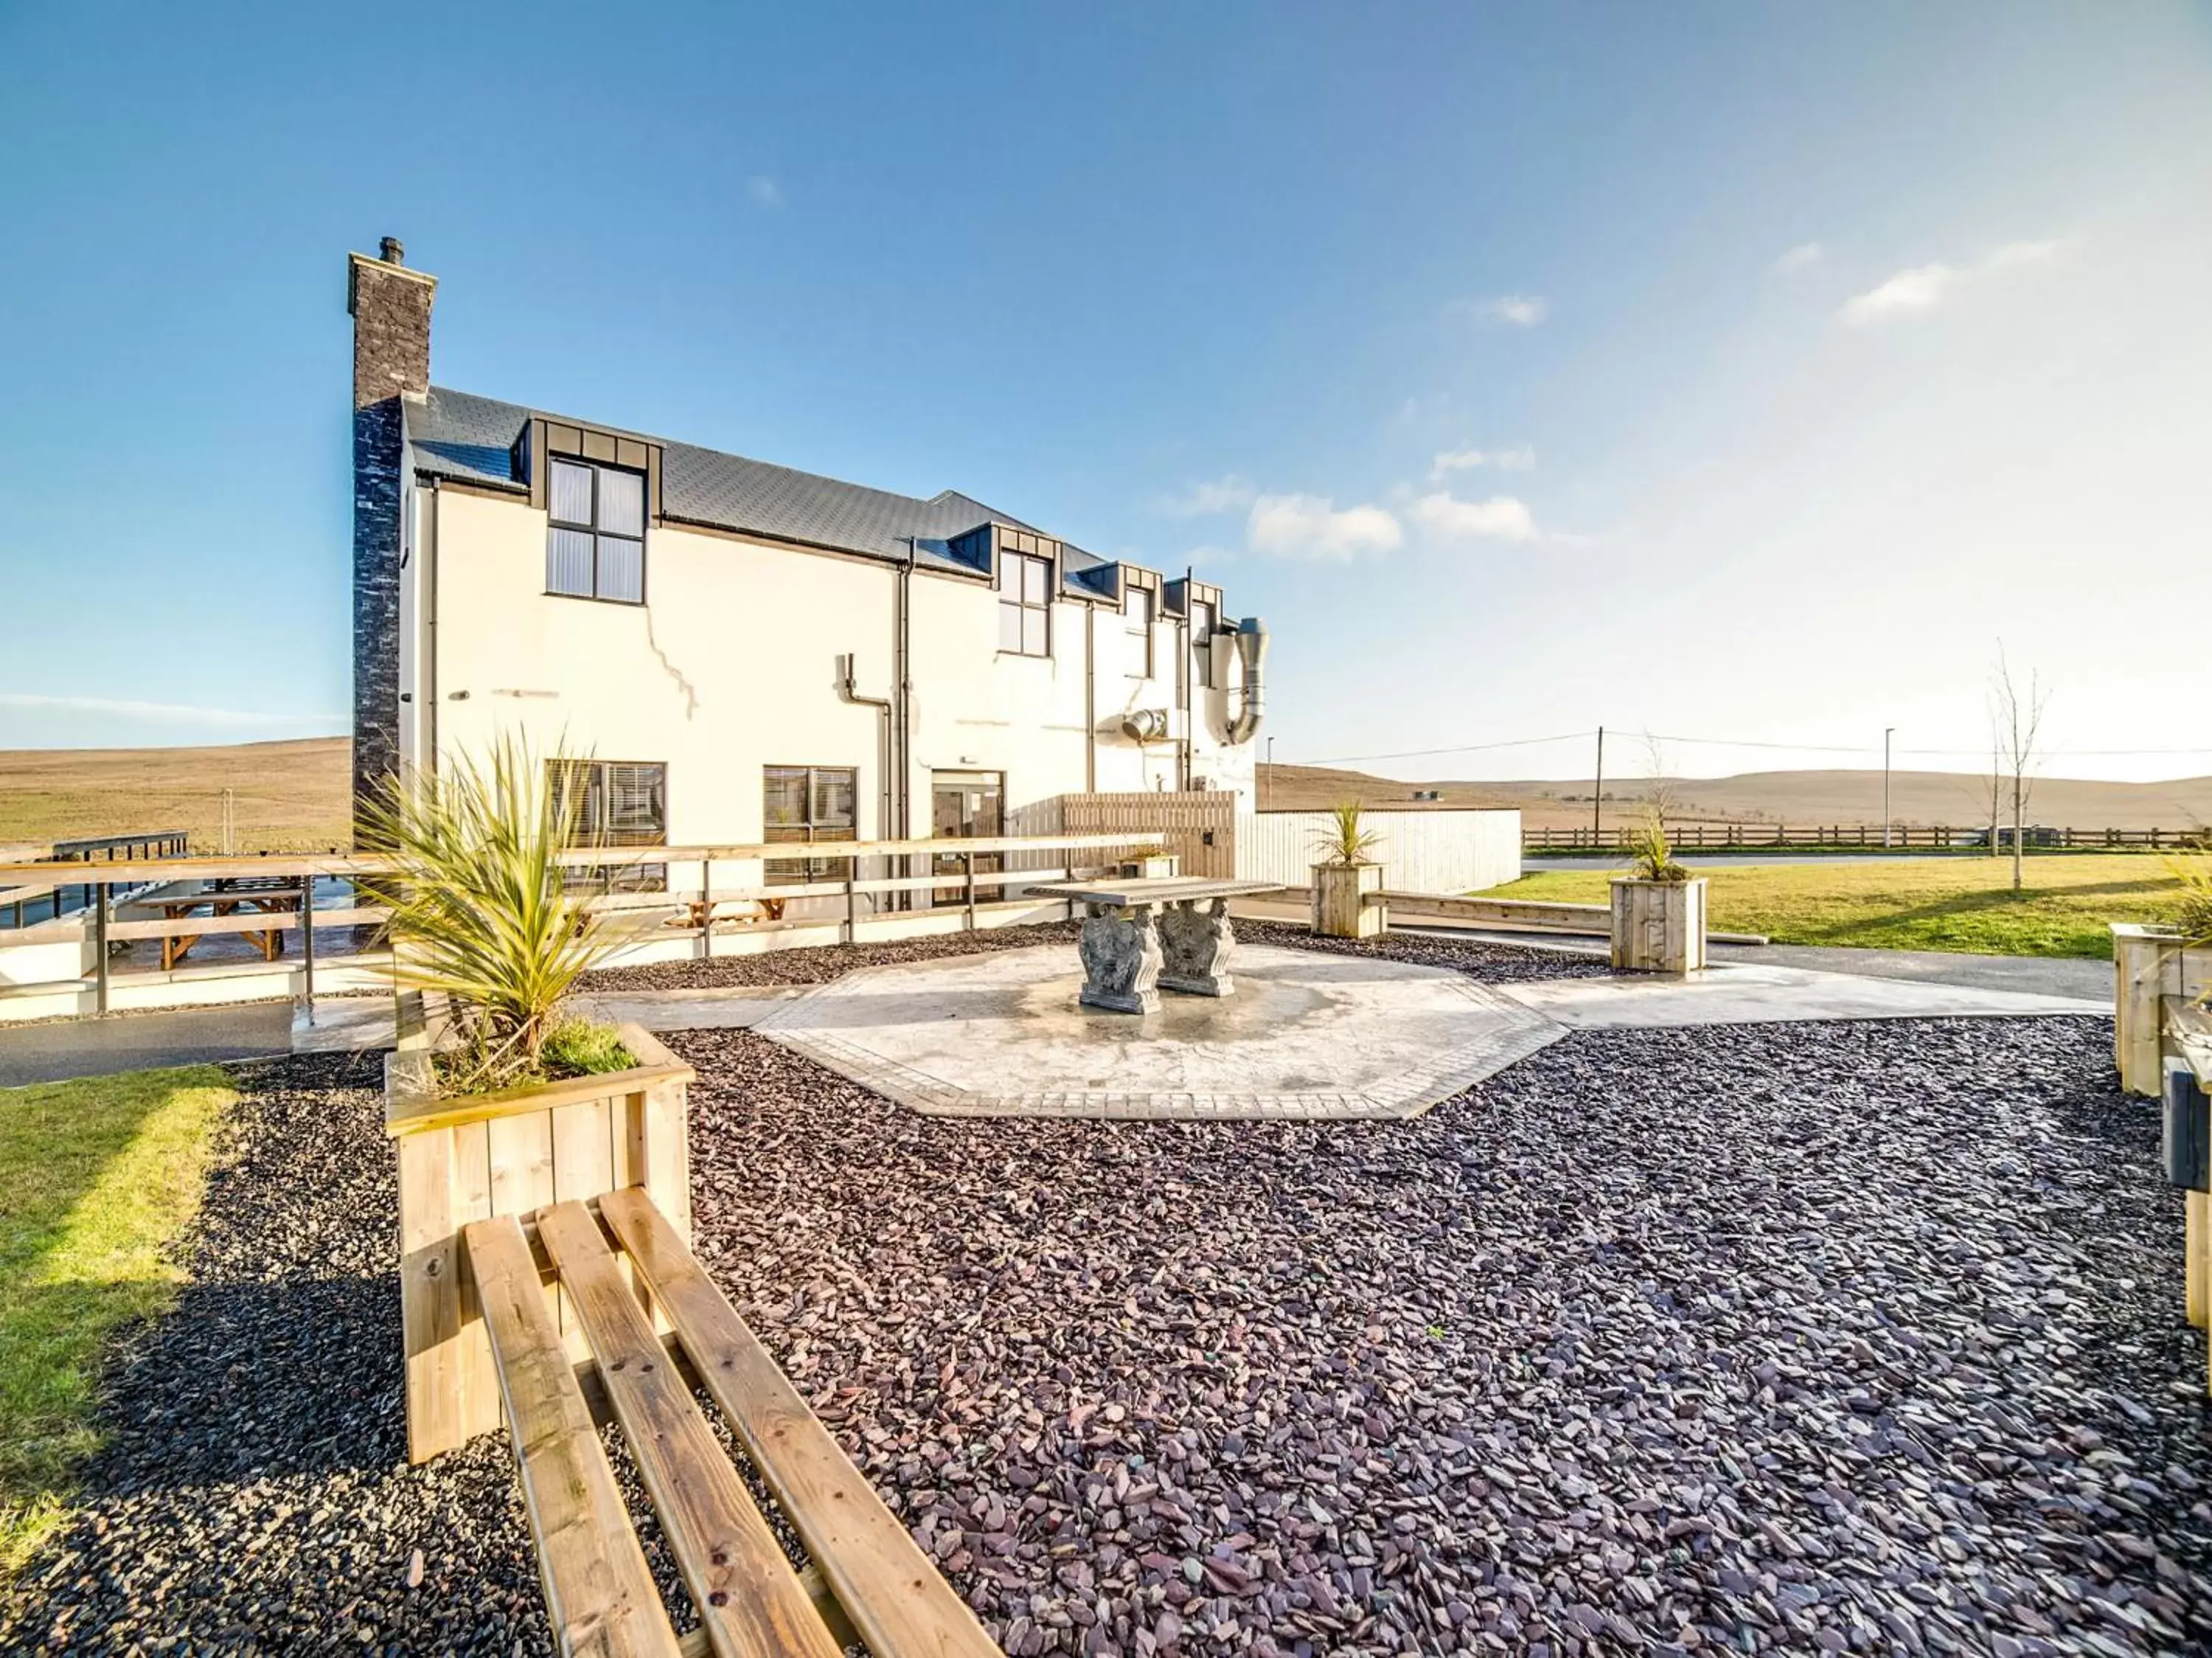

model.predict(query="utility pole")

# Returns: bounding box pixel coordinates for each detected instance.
[1882,729,1893,850]
[1592,726,1604,848]
[1265,736,1274,810]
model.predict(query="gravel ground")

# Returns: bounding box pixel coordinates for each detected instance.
[0,1054,784,1657]
[676,1016,2212,1658]
[579,917,1603,993]
[8,1007,2209,1655]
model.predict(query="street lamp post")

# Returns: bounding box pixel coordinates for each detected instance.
[1883,728,1895,849]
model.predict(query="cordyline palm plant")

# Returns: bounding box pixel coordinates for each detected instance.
[1312,800,1382,867]
[2163,854,2212,1007]
[361,737,619,1089]
[1624,811,1688,883]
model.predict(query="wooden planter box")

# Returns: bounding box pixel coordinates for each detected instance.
[1610,877,1708,973]
[1312,862,1384,940]
[2111,923,2212,1096]
[386,994,695,1464]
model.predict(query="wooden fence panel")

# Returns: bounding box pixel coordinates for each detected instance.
[1060,792,1239,878]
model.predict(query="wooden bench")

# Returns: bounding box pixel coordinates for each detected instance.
[389,1007,1001,1657]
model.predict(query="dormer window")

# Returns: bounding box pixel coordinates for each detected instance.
[1124,586,1154,679]
[548,458,645,603]
[998,552,1052,657]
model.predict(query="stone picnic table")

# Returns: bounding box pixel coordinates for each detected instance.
[1023,875,1286,1013]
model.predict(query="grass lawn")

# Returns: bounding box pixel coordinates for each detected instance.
[0,1066,234,1584]
[1480,853,2194,958]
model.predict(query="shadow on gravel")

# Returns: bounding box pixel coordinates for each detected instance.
[86,1273,406,1488]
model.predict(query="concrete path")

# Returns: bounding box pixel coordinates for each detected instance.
[1390,923,2112,1002]
[1494,962,2107,1029]
[1705,940,2109,1000]
[748,944,1562,1120]
[568,983,809,1030]
[0,1003,294,1087]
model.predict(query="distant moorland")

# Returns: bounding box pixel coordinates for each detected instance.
[4,740,2211,856]
[1260,763,2212,833]
[0,738,351,855]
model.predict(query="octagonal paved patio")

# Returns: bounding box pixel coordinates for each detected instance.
[746,940,1565,1119]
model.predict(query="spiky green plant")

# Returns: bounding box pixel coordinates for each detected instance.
[1312,800,1382,867]
[1624,813,1688,883]
[2164,854,2212,945]
[359,737,617,1089]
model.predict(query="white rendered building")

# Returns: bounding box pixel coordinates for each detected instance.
[347,240,1266,892]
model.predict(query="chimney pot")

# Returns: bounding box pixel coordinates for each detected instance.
[380,235,405,266]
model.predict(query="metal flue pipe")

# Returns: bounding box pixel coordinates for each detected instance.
[1225,617,1268,745]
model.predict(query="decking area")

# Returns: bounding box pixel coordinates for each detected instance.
[4,922,2207,1656]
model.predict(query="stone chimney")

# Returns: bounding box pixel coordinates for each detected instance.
[347,238,436,836]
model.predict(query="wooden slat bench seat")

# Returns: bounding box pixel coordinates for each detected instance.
[389,1008,1001,1657]
[459,1190,998,1658]
[469,1215,681,1657]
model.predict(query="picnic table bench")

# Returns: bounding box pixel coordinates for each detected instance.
[389,1013,1000,1658]
[137,877,305,970]
[1023,875,1284,1013]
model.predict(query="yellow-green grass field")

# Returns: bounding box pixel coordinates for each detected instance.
[0,1067,234,1584]
[1479,853,2198,959]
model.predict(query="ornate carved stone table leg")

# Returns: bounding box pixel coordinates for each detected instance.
[1159,897,1237,996]
[1078,901,1163,1013]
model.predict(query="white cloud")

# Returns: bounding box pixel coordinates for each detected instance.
[1410,492,1538,543]
[1771,242,1825,275]
[1158,474,1257,516]
[1985,238,2059,270]
[0,692,338,726]
[1430,445,1536,481]
[1840,262,1961,324]
[1471,294,1548,327]
[1839,237,2063,325]
[1245,494,1402,561]
[745,175,782,207]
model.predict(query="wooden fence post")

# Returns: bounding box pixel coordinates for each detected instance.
[93,881,109,1014]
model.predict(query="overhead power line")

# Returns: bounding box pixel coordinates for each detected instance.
[1286,729,2212,768]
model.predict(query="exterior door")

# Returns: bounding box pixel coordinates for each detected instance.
[931,771,1004,906]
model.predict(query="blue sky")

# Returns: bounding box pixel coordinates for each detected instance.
[2,2,2208,781]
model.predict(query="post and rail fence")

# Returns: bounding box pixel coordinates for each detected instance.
[1524,823,2210,853]
[0,830,1165,1021]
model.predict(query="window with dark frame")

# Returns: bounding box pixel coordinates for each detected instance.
[1190,599,1217,689]
[998,552,1052,656]
[546,759,667,892]
[1124,586,1154,679]
[764,766,858,885]
[547,457,646,603]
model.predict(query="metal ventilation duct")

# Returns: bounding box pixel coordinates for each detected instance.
[1121,707,1171,743]
[1225,617,1267,745]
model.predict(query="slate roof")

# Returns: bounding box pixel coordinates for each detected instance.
[405,386,1115,587]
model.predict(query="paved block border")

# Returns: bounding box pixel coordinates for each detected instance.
[750,959,1568,1120]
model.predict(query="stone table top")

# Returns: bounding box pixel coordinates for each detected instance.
[1023,876,1285,909]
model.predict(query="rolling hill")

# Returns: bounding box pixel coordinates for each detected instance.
[4,739,2208,856]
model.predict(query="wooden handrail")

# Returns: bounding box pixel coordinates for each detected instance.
[0,830,1163,883]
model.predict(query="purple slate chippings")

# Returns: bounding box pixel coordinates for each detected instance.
[3,966,2208,1654]
[677,1013,2212,1657]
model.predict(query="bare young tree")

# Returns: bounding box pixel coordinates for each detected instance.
[1989,646,2051,894]
[1986,738,2004,860]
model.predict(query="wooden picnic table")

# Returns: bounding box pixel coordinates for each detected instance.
[140,878,305,971]
[1023,875,1285,1013]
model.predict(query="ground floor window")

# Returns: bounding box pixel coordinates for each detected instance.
[548,759,667,892]
[765,766,858,884]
